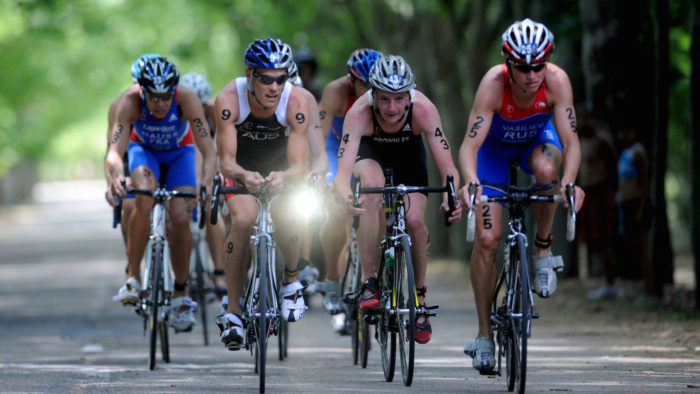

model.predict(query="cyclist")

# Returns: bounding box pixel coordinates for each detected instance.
[333,54,462,344]
[457,19,585,372]
[317,48,382,319]
[104,53,161,245]
[105,56,217,332]
[215,38,311,349]
[179,72,228,296]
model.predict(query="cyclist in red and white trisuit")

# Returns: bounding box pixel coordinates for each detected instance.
[458,19,585,373]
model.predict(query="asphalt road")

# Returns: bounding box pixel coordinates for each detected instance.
[0,180,698,393]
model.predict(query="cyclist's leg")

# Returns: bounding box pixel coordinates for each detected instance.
[206,217,227,292]
[218,193,256,348]
[353,158,384,309]
[272,195,307,322]
[319,194,350,312]
[117,144,158,302]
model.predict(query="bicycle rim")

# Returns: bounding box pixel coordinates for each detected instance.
[257,237,269,393]
[516,238,529,394]
[148,240,163,371]
[396,237,415,386]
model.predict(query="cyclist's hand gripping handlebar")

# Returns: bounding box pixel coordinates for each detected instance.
[565,182,576,241]
[198,184,207,230]
[445,173,456,227]
[351,177,361,229]
[210,174,222,225]
[465,181,479,242]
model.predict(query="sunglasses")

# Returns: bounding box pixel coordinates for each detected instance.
[510,61,546,73]
[253,72,288,86]
[145,91,174,102]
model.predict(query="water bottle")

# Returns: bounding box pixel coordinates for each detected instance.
[384,247,395,289]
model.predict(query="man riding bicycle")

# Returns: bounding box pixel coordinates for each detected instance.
[333,54,462,344]
[317,48,382,319]
[105,56,217,332]
[457,19,585,373]
[215,38,311,350]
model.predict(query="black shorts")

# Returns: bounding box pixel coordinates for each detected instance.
[356,140,428,194]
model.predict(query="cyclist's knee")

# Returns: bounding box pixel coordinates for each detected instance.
[476,230,501,253]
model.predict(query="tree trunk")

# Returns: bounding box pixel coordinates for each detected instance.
[650,0,674,297]
[691,1,700,310]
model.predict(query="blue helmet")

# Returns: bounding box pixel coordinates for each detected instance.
[130,53,161,83]
[244,38,294,70]
[137,56,179,93]
[347,48,382,83]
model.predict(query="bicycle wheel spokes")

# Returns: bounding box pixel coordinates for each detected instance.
[395,237,415,386]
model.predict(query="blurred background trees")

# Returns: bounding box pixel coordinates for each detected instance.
[0,0,694,302]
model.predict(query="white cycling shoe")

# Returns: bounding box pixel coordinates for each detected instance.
[170,296,197,332]
[216,313,245,350]
[280,281,307,322]
[533,254,564,298]
[113,277,141,305]
[322,281,342,314]
[464,337,495,374]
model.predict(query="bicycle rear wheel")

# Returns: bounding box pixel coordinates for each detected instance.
[256,237,269,393]
[378,247,396,381]
[395,236,415,386]
[343,237,362,364]
[278,314,288,360]
[505,237,529,393]
[148,239,163,371]
[193,245,209,346]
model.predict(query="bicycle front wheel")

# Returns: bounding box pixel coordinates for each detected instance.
[395,236,415,386]
[378,247,396,381]
[256,237,269,393]
[148,239,163,371]
[192,244,209,346]
[506,237,529,393]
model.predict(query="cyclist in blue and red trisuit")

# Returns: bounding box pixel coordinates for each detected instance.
[105,56,217,333]
[317,49,382,321]
[458,19,585,373]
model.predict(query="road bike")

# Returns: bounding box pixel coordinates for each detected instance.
[116,183,200,370]
[358,169,457,386]
[188,185,215,346]
[211,175,290,394]
[465,179,575,394]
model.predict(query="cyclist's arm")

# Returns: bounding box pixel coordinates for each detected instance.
[332,94,371,213]
[302,87,328,179]
[268,86,309,189]
[181,87,217,192]
[215,82,254,186]
[105,90,138,198]
[457,66,500,207]
[412,91,462,220]
[318,76,346,140]
[547,65,584,210]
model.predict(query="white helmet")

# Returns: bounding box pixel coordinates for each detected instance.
[501,18,554,64]
[368,55,415,93]
[180,72,212,103]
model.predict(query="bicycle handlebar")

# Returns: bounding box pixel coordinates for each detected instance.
[465,181,576,242]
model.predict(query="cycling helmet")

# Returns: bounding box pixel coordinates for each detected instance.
[347,48,382,83]
[295,47,318,74]
[368,54,415,93]
[501,18,554,64]
[180,72,212,102]
[130,53,161,82]
[288,62,303,87]
[244,38,294,70]
[137,56,179,93]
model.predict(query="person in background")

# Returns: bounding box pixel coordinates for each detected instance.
[295,47,321,100]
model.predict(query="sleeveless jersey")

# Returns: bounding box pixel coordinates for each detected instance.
[130,88,193,151]
[489,64,552,144]
[233,77,292,176]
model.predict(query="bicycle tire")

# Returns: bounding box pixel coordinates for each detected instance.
[193,245,209,346]
[396,236,415,386]
[148,239,163,371]
[359,310,371,369]
[378,247,396,381]
[257,237,269,393]
[159,319,170,363]
[278,316,288,360]
[343,236,361,365]
[515,237,529,394]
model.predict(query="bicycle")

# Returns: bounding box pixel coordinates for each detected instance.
[188,185,215,346]
[116,182,200,371]
[465,179,575,394]
[357,169,457,386]
[211,175,292,394]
